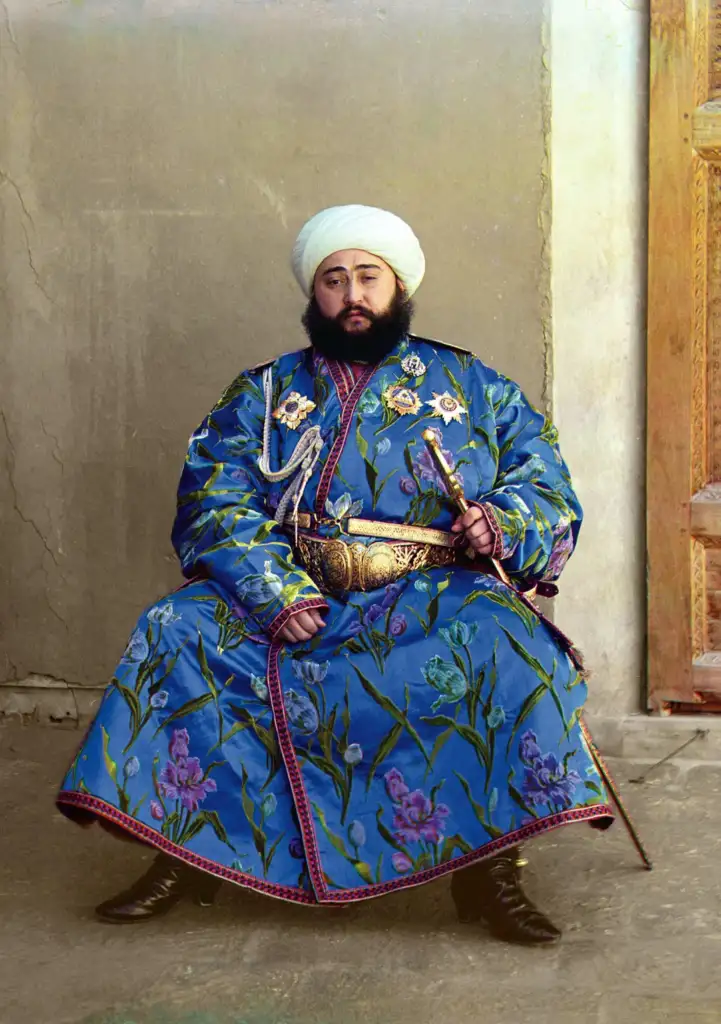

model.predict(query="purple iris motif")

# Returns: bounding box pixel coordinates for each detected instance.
[389,614,407,637]
[384,767,450,846]
[123,756,140,779]
[348,605,386,636]
[519,729,581,809]
[414,444,463,492]
[392,851,413,875]
[399,476,417,495]
[392,790,450,844]
[289,837,305,859]
[364,604,385,627]
[384,767,410,803]
[158,729,218,812]
[150,800,165,821]
[542,532,575,580]
[519,730,542,765]
[382,583,402,609]
[169,728,190,761]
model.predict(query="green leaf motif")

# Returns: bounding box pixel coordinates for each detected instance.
[454,771,502,838]
[351,665,430,768]
[439,833,473,864]
[153,693,215,737]
[240,765,267,863]
[250,521,277,547]
[375,807,407,855]
[508,777,539,819]
[421,714,489,771]
[366,722,404,792]
[197,633,218,699]
[505,681,548,756]
[355,421,369,462]
[101,726,118,785]
[112,680,142,738]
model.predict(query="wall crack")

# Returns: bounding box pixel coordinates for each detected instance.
[1,411,69,632]
[0,169,57,306]
[0,1,20,57]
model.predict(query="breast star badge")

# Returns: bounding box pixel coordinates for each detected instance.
[426,391,467,425]
[273,392,316,429]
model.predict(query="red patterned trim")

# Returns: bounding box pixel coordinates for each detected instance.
[265,641,614,904]
[267,597,330,640]
[325,358,353,402]
[56,791,316,905]
[308,803,614,903]
[315,364,376,518]
[58,789,614,907]
[266,641,329,899]
[476,501,504,559]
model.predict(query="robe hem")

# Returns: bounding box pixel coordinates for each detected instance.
[55,790,317,905]
[265,642,615,904]
[56,790,615,906]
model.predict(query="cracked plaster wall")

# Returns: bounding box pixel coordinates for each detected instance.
[0,0,546,685]
[550,0,649,717]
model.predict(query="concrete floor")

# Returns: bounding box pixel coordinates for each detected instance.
[2,722,721,1024]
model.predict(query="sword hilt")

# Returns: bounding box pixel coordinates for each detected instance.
[421,428,513,587]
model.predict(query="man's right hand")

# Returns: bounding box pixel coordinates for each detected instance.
[276,608,326,644]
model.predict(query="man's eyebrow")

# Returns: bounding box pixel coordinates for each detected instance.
[321,263,382,276]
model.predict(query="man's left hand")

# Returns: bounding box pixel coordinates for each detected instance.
[451,506,494,556]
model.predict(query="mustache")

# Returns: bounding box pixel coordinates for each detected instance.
[338,306,376,321]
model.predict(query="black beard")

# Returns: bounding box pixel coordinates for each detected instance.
[301,292,415,364]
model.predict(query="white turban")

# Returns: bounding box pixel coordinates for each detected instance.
[291,204,426,298]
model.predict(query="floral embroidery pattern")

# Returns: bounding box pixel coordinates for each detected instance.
[519,730,581,810]
[158,728,218,812]
[57,339,608,904]
[273,391,316,429]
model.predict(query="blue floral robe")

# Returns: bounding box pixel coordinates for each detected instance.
[57,336,614,904]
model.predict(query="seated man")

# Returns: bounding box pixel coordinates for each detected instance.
[57,204,613,944]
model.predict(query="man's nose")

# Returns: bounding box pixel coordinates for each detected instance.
[344,277,362,304]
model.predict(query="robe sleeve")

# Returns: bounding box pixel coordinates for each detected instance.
[476,377,583,584]
[170,370,328,638]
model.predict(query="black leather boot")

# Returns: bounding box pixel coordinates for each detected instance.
[450,848,561,945]
[95,853,222,923]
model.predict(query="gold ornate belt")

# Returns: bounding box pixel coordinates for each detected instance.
[293,532,462,593]
[286,512,457,549]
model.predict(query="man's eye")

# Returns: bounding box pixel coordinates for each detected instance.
[361,275,379,285]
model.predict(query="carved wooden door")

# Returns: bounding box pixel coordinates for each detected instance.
[649,0,721,709]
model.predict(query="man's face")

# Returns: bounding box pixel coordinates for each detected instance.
[313,249,401,333]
